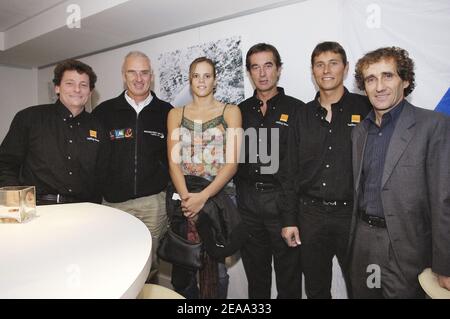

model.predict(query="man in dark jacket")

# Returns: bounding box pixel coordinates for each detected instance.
[93,51,173,279]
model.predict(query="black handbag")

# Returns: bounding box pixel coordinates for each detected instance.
[157,228,203,269]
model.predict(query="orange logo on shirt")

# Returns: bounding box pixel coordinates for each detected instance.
[351,115,361,123]
[280,114,289,122]
[89,130,97,138]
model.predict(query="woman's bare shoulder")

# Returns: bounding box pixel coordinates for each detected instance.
[168,106,184,123]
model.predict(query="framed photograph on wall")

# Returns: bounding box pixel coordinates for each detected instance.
[158,36,245,107]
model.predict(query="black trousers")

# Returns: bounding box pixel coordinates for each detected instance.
[298,198,352,299]
[350,219,425,299]
[237,182,302,299]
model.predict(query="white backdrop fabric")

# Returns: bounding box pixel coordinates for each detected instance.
[342,0,450,110]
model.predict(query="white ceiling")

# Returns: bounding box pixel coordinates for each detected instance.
[0,0,65,31]
[0,0,305,68]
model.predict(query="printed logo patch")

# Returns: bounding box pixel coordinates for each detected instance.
[125,128,133,138]
[351,115,361,123]
[275,121,289,127]
[86,129,99,142]
[110,128,133,140]
[280,114,289,122]
[86,137,99,142]
[89,130,97,138]
[144,130,165,139]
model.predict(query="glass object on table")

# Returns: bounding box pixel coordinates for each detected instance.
[0,186,36,223]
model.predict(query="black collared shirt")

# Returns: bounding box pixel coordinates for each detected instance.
[297,88,371,200]
[359,100,405,218]
[236,87,305,184]
[280,88,371,225]
[0,100,110,202]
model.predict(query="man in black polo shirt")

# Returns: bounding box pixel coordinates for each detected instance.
[236,43,304,299]
[93,51,173,279]
[0,59,109,205]
[281,42,371,298]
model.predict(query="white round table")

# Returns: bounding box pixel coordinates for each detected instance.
[0,202,151,298]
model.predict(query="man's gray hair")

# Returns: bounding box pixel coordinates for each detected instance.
[122,51,151,73]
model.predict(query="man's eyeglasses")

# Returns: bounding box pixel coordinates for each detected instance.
[125,70,152,78]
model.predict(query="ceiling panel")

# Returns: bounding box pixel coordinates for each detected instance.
[0,0,305,68]
[0,0,65,31]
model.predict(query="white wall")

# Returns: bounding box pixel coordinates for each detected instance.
[0,66,38,141]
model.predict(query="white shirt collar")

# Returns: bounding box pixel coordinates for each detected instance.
[124,91,153,114]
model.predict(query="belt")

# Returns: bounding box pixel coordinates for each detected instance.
[301,194,352,207]
[252,181,279,192]
[37,194,81,204]
[360,212,387,228]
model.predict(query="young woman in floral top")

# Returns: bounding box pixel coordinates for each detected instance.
[167,57,241,298]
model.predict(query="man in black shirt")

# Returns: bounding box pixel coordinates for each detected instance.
[236,43,304,299]
[0,59,109,205]
[92,51,173,280]
[281,42,371,298]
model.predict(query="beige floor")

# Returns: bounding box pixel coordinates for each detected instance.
[153,260,173,289]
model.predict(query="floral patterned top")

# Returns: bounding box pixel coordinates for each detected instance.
[179,104,228,181]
